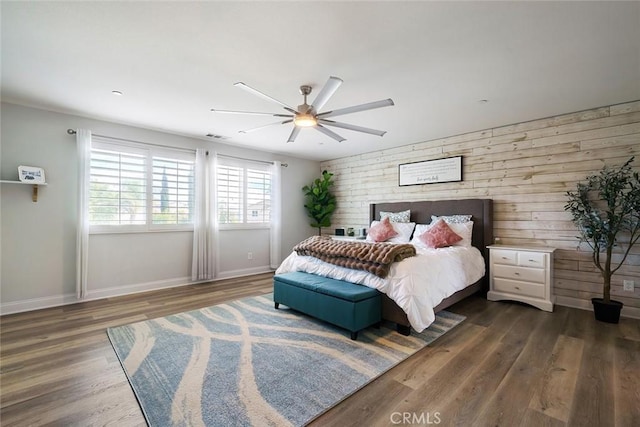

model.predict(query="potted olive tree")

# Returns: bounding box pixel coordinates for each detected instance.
[302,170,336,235]
[565,157,640,323]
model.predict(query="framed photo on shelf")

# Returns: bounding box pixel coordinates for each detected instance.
[18,165,46,184]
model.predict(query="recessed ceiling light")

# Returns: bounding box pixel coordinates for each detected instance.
[478,99,489,104]
[111,90,123,96]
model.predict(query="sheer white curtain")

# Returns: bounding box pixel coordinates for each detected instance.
[192,149,216,281]
[76,129,91,299]
[270,161,282,269]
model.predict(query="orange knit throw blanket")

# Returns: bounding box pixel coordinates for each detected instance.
[293,235,416,278]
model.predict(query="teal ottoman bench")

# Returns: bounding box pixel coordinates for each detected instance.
[273,271,382,340]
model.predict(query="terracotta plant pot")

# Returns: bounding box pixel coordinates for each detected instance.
[591,298,623,324]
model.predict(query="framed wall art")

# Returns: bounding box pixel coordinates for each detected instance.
[398,156,462,186]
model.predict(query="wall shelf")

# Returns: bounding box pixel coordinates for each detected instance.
[0,180,48,202]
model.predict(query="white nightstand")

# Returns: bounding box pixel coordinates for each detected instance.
[331,236,366,242]
[486,245,556,312]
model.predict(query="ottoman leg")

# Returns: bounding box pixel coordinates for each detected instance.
[350,331,358,340]
[274,302,279,309]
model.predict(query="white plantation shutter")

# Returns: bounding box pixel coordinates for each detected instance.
[216,156,271,226]
[246,168,270,223]
[152,156,195,225]
[88,138,195,230]
[89,147,147,225]
[217,164,244,223]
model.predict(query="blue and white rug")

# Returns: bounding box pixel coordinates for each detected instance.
[107,293,465,426]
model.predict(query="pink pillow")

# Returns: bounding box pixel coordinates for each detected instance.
[367,217,398,242]
[418,219,463,248]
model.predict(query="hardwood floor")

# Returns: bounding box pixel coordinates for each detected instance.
[1,273,638,426]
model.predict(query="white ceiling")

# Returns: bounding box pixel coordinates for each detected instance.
[2,1,639,161]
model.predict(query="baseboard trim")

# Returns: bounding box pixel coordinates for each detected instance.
[0,270,275,316]
[555,295,640,319]
[85,276,192,301]
[0,293,79,316]
[0,276,192,315]
[215,266,272,280]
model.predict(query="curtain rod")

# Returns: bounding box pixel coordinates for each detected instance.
[67,128,195,154]
[67,129,288,167]
[217,153,288,168]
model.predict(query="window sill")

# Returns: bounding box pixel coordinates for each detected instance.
[90,226,194,235]
[218,224,270,231]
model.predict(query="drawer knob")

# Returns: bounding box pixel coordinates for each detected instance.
[501,257,508,260]
[529,259,536,262]
[514,272,520,275]
[515,286,521,290]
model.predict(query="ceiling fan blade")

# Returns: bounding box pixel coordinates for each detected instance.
[234,82,296,113]
[211,109,292,118]
[318,119,387,137]
[287,127,301,143]
[310,76,343,112]
[239,119,293,134]
[315,124,346,142]
[317,98,394,119]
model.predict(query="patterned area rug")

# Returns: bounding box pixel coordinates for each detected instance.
[107,293,465,426]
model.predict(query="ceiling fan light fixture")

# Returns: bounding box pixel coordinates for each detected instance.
[218,76,393,143]
[293,113,317,127]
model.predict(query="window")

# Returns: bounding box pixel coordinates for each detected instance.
[89,147,147,225]
[217,157,271,227]
[152,156,195,225]
[89,137,195,231]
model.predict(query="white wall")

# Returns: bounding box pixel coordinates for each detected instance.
[87,232,194,296]
[217,228,271,279]
[0,103,321,313]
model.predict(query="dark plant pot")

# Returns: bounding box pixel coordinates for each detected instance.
[591,298,623,324]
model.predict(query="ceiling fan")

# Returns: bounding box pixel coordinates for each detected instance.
[211,76,394,143]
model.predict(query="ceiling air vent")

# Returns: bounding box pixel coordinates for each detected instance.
[206,133,229,140]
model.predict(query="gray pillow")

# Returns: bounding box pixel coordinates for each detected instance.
[431,214,472,224]
[380,210,411,223]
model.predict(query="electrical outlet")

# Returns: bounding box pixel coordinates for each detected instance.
[247,252,253,260]
[623,280,634,292]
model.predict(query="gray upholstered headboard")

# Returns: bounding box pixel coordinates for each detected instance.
[370,199,493,290]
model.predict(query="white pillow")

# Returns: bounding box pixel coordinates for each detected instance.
[367,220,416,243]
[412,221,473,248]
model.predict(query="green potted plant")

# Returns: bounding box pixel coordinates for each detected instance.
[564,157,640,323]
[302,170,337,235]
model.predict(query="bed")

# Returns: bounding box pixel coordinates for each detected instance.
[370,198,493,334]
[277,198,493,334]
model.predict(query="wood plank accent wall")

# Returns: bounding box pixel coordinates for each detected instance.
[320,100,640,318]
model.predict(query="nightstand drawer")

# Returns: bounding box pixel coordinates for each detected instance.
[493,264,545,284]
[492,249,517,265]
[494,278,545,299]
[518,251,546,268]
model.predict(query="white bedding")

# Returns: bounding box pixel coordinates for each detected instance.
[275,245,485,332]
